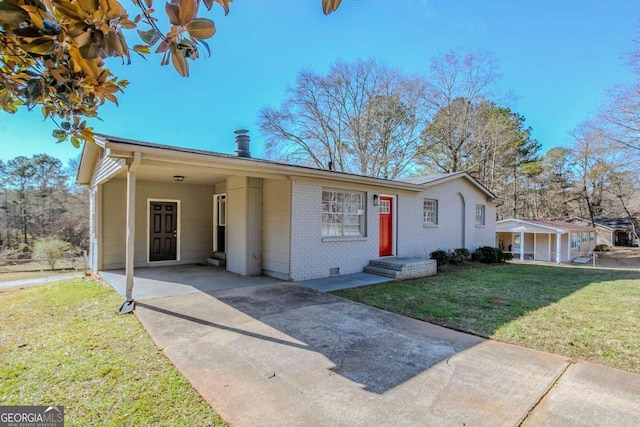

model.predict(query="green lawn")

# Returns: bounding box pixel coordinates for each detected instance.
[0,279,227,426]
[333,263,640,373]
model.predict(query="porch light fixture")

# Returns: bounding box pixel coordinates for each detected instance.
[373,194,379,206]
[173,175,185,182]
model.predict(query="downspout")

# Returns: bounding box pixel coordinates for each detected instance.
[120,152,141,314]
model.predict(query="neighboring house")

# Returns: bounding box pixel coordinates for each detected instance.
[76,133,498,296]
[568,217,638,247]
[496,219,596,264]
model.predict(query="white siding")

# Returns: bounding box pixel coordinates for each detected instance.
[100,179,214,270]
[262,179,291,280]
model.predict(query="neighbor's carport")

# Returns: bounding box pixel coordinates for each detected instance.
[496,219,596,264]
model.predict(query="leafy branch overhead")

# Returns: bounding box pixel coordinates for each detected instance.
[0,0,342,144]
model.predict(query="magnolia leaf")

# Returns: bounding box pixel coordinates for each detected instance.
[25,37,55,55]
[133,44,150,54]
[76,0,99,13]
[322,0,341,14]
[177,0,196,26]
[70,136,81,148]
[137,27,162,45]
[213,0,231,15]
[155,38,171,53]
[144,0,152,7]
[80,128,95,143]
[53,129,67,142]
[202,0,213,11]
[61,121,71,130]
[171,45,189,76]
[164,1,180,25]
[186,18,215,40]
[103,92,118,104]
[52,0,85,21]
[20,5,47,29]
[0,2,29,25]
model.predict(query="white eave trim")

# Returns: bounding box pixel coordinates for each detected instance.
[102,140,427,192]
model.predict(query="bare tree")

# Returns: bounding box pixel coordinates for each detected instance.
[258,59,427,179]
[418,49,502,172]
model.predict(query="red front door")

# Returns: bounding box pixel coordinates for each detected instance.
[379,196,393,256]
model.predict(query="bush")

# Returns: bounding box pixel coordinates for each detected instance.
[450,248,470,265]
[594,244,611,252]
[472,246,511,264]
[33,237,73,270]
[429,249,450,270]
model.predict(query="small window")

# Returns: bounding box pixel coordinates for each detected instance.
[423,199,438,225]
[322,190,365,237]
[570,234,579,249]
[475,204,485,226]
[379,199,390,214]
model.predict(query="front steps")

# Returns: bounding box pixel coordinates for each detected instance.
[207,251,226,267]
[364,257,437,280]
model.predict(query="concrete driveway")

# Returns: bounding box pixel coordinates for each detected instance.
[133,283,640,426]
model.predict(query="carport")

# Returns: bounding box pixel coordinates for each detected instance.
[100,264,284,301]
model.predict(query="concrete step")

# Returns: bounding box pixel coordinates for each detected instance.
[213,251,226,260]
[363,265,402,279]
[207,257,226,267]
[364,257,437,280]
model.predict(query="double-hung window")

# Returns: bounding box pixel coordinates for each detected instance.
[321,190,365,237]
[475,204,485,226]
[423,199,438,225]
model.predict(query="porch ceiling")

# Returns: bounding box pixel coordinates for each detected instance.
[111,161,234,185]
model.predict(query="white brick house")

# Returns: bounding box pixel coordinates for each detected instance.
[77,134,498,293]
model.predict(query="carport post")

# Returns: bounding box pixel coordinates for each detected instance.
[121,152,141,313]
[519,232,525,261]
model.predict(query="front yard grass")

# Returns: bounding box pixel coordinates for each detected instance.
[0,278,227,426]
[333,263,640,373]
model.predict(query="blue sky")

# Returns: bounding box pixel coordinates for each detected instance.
[1,0,639,166]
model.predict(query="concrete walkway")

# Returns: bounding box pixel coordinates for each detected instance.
[0,272,83,289]
[132,283,640,427]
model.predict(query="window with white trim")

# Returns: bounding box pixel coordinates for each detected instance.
[379,199,390,214]
[321,190,365,237]
[475,204,485,226]
[423,199,438,225]
[570,234,578,249]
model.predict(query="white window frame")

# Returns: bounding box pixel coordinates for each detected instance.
[475,204,486,226]
[321,189,366,238]
[423,199,438,226]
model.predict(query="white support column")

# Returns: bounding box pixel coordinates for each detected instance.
[568,233,572,261]
[556,232,562,264]
[548,233,552,262]
[520,231,525,261]
[533,234,537,261]
[124,152,141,302]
